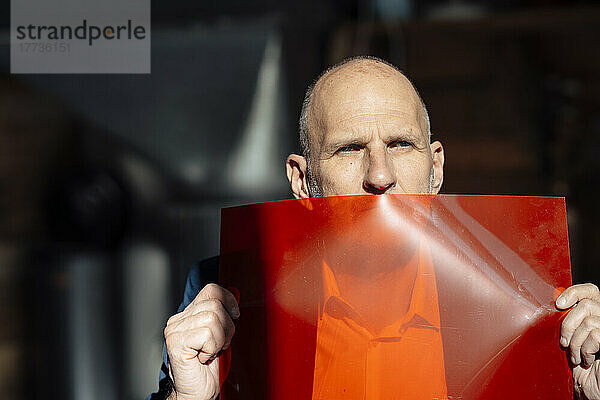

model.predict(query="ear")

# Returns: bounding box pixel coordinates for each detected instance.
[430,141,445,194]
[286,154,310,199]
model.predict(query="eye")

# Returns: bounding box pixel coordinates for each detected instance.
[388,140,412,149]
[336,144,363,154]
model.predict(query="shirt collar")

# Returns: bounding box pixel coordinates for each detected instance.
[320,236,441,336]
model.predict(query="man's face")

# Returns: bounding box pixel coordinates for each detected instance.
[287,62,444,198]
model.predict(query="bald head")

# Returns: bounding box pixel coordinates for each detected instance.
[287,56,444,198]
[299,56,431,164]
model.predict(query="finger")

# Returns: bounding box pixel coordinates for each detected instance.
[166,324,226,365]
[556,283,600,310]
[170,297,231,326]
[169,308,235,348]
[581,329,600,368]
[166,326,219,364]
[561,299,600,345]
[569,316,600,365]
[195,283,240,318]
[165,311,185,330]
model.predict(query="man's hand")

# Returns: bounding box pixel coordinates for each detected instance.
[557,283,600,399]
[164,283,240,400]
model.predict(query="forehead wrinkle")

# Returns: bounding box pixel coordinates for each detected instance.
[323,130,426,153]
[323,121,424,149]
[331,111,420,125]
[330,109,428,147]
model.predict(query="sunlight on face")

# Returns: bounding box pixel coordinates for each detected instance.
[308,64,436,196]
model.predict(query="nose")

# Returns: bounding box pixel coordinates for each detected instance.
[363,148,396,195]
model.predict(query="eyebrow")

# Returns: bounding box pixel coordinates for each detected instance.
[322,128,425,152]
[324,137,367,150]
[386,130,423,143]
[388,130,429,149]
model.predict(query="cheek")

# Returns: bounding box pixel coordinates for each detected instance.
[392,155,433,192]
[319,159,365,195]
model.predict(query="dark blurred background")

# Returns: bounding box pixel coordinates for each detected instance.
[1,0,599,399]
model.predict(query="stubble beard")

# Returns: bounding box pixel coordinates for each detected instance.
[305,160,324,198]
[428,166,435,194]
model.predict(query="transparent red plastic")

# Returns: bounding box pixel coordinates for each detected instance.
[219,194,573,399]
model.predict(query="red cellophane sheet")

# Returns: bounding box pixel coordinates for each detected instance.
[218,194,573,399]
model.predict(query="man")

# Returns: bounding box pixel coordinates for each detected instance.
[151,56,600,400]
